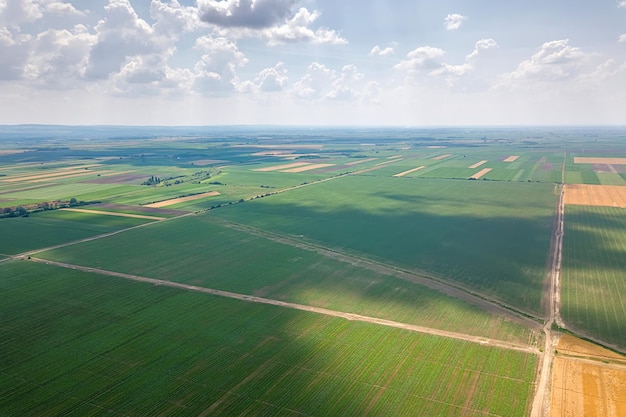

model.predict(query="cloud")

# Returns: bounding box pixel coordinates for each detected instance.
[500,39,587,84]
[369,44,395,57]
[0,0,43,27]
[619,0,626,8]
[44,1,86,16]
[394,46,446,72]
[150,0,199,36]
[192,36,248,94]
[0,28,31,80]
[256,62,288,92]
[290,62,370,101]
[84,0,161,80]
[620,34,626,43]
[198,0,298,29]
[263,7,346,45]
[444,13,468,31]
[26,24,96,88]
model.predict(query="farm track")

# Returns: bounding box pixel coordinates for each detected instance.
[26,257,539,354]
[211,217,543,331]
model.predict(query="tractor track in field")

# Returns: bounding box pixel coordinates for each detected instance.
[211,217,543,331]
[26,257,539,355]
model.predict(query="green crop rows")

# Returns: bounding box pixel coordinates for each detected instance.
[561,205,626,347]
[0,261,537,417]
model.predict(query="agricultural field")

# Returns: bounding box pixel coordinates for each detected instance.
[0,261,537,417]
[4,125,626,416]
[560,205,626,348]
[212,175,556,313]
[37,214,535,344]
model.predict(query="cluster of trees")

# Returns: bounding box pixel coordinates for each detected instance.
[142,176,161,185]
[1,197,86,218]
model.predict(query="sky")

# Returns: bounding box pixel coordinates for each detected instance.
[0,0,625,126]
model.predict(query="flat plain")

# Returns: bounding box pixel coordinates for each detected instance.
[3,125,626,416]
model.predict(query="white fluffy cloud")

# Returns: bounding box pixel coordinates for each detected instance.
[263,7,346,45]
[192,36,248,94]
[26,25,95,87]
[369,44,395,56]
[394,46,446,72]
[0,0,43,27]
[500,39,587,84]
[619,0,626,8]
[198,0,298,28]
[444,13,468,31]
[619,34,626,43]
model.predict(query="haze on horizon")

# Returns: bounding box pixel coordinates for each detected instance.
[1,0,625,126]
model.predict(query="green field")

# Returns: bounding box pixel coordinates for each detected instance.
[0,210,153,255]
[561,205,626,347]
[212,175,556,312]
[0,261,537,417]
[6,126,626,415]
[37,214,534,343]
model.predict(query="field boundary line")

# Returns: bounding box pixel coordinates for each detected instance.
[210,217,544,331]
[26,257,540,354]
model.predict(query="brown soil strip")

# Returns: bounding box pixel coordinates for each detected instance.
[235,144,324,149]
[144,191,220,208]
[0,150,25,155]
[28,257,539,354]
[550,339,626,417]
[564,184,626,208]
[504,156,520,162]
[427,146,447,149]
[0,183,55,195]
[575,157,626,165]
[386,155,402,159]
[393,166,426,177]
[27,171,108,183]
[431,153,452,160]
[94,203,187,216]
[254,162,310,172]
[99,170,136,177]
[469,160,488,169]
[469,168,492,179]
[61,208,166,221]
[281,163,334,173]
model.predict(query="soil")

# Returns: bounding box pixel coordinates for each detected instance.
[574,157,626,165]
[504,156,520,162]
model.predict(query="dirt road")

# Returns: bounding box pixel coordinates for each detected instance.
[530,153,566,417]
[28,257,538,354]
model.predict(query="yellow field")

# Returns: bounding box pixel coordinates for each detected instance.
[469,160,487,169]
[431,153,452,160]
[254,162,310,172]
[145,191,220,208]
[574,157,626,165]
[504,156,520,162]
[550,335,626,417]
[470,168,492,179]
[393,166,426,177]
[61,208,166,221]
[345,158,377,166]
[564,184,626,208]
[281,163,334,173]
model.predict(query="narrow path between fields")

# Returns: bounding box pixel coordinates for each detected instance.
[211,217,543,331]
[530,151,566,417]
[27,257,539,355]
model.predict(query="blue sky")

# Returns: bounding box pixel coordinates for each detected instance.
[0,0,625,125]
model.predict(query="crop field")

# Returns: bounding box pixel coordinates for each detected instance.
[0,209,153,255]
[212,175,556,312]
[6,126,626,416]
[1,261,537,417]
[561,205,626,347]
[37,214,535,343]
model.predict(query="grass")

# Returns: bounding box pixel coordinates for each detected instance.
[38,214,534,343]
[212,175,556,313]
[561,205,626,347]
[0,261,538,417]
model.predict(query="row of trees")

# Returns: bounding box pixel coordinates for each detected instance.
[1,197,85,218]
